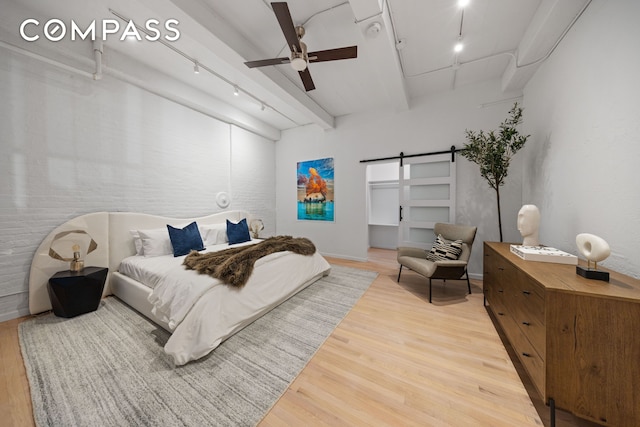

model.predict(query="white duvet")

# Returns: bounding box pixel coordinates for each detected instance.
[119,241,331,365]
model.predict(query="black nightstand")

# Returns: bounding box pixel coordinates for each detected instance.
[48,267,108,318]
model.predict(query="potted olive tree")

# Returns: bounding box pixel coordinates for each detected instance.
[461,103,529,242]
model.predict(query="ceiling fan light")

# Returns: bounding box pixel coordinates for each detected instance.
[290,57,307,71]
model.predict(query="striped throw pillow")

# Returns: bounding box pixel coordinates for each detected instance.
[426,234,463,261]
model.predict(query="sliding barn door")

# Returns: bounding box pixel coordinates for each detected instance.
[398,153,456,249]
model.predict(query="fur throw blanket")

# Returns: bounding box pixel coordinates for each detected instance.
[183,235,316,287]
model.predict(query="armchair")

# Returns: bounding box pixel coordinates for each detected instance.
[397,223,477,303]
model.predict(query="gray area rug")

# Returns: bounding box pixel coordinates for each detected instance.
[19,265,377,427]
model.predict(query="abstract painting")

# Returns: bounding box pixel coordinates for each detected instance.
[297,157,334,221]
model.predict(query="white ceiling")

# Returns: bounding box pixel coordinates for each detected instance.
[1,0,591,138]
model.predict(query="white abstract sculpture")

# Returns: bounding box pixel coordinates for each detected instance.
[517,204,540,246]
[576,233,610,269]
[575,233,610,281]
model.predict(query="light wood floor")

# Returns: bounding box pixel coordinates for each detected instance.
[1,249,598,426]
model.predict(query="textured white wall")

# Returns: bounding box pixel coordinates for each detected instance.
[275,79,526,277]
[230,126,276,237]
[521,0,640,278]
[0,49,275,321]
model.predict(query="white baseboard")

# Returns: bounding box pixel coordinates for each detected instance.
[0,307,30,323]
[320,252,368,263]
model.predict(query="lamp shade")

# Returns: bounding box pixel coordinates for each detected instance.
[49,230,97,262]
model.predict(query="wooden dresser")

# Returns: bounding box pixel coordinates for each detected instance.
[483,242,640,426]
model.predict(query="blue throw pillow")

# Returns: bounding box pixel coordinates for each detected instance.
[226,218,251,245]
[167,221,205,257]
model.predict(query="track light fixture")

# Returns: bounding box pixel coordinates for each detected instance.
[454,38,464,53]
[107,8,298,126]
[454,2,466,55]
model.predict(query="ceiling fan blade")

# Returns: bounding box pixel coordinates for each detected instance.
[271,2,301,53]
[308,46,358,63]
[244,57,290,68]
[298,68,315,91]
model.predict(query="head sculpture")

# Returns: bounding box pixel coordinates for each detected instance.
[517,204,540,246]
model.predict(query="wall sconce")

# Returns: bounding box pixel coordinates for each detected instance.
[216,191,231,209]
[49,230,97,272]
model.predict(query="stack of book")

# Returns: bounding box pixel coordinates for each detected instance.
[510,245,578,265]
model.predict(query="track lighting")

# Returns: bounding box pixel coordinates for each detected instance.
[454,38,464,53]
[107,8,298,126]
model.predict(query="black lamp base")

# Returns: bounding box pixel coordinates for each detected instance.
[576,266,609,282]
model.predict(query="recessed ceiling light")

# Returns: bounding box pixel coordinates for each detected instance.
[458,0,470,8]
[454,40,464,53]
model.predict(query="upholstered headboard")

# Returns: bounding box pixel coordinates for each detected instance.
[28,210,250,315]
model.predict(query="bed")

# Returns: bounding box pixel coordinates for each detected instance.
[28,210,331,365]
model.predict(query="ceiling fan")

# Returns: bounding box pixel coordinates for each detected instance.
[244,2,358,91]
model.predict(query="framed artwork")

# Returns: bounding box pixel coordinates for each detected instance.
[297,157,334,221]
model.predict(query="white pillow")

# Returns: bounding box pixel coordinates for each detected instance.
[130,230,143,255]
[138,228,173,257]
[200,224,229,246]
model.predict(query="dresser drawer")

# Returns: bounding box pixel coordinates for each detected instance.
[512,303,545,359]
[488,294,509,325]
[515,284,545,325]
[485,273,509,310]
[507,315,545,397]
[512,290,545,357]
[513,269,545,301]
[484,244,514,314]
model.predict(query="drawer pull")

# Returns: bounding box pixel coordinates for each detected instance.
[522,290,531,295]
[497,312,505,316]
[522,352,532,358]
[498,289,504,293]
[522,321,531,326]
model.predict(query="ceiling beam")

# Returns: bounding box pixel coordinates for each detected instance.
[502,0,591,92]
[348,0,409,111]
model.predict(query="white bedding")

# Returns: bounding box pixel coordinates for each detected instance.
[118,240,331,365]
[119,240,258,290]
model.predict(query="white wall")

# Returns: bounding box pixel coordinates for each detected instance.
[521,0,640,278]
[276,79,526,277]
[0,49,275,321]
